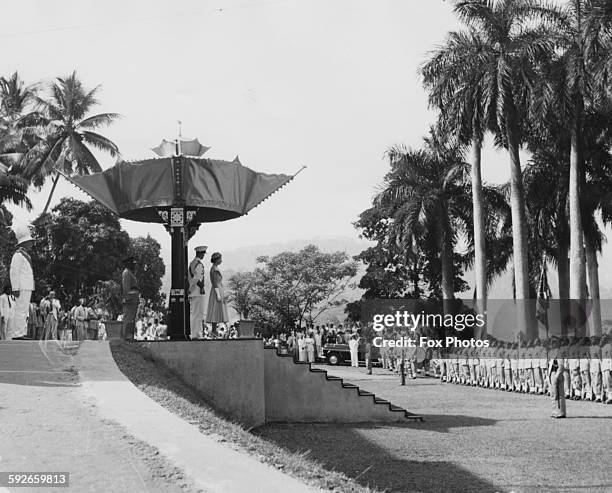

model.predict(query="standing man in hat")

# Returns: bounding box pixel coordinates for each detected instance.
[121,256,140,341]
[548,337,566,418]
[188,246,207,340]
[9,225,35,339]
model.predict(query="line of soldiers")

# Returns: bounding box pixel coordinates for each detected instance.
[430,335,612,404]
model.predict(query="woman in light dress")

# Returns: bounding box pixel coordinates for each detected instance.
[348,335,359,367]
[314,328,323,360]
[297,333,307,362]
[0,285,15,340]
[305,332,316,363]
[206,252,229,332]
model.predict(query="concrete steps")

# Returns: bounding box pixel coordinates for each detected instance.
[268,349,423,422]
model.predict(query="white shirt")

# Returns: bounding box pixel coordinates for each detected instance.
[0,293,15,320]
[10,250,34,291]
[601,344,612,371]
[188,258,205,297]
[40,298,61,320]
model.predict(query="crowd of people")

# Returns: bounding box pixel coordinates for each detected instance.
[0,287,108,342]
[262,322,362,365]
[132,303,167,341]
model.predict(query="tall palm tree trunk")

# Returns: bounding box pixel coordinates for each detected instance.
[556,233,570,336]
[471,138,487,338]
[569,118,586,302]
[506,123,531,338]
[440,223,454,322]
[585,238,602,336]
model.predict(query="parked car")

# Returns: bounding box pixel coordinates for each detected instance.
[322,342,381,366]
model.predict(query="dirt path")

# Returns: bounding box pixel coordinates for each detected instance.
[0,341,201,493]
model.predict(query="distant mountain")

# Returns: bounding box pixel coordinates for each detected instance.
[158,233,612,324]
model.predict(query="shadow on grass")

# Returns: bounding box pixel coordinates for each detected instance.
[256,423,498,493]
[399,413,497,432]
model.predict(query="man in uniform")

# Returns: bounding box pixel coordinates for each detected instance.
[600,334,612,404]
[579,337,592,400]
[589,336,602,402]
[568,336,582,399]
[9,225,35,339]
[121,256,140,341]
[495,341,505,389]
[188,245,207,340]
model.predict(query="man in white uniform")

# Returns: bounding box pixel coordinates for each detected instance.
[188,245,207,340]
[9,225,35,339]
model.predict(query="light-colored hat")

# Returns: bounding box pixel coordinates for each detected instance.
[195,245,208,253]
[15,225,34,245]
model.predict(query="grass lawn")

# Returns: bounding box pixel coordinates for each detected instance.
[257,366,612,493]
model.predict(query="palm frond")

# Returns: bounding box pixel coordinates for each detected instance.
[78,113,122,129]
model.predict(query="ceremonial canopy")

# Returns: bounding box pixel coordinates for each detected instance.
[67,155,295,223]
[61,137,300,340]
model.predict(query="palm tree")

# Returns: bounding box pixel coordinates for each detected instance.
[0,72,35,120]
[0,72,33,222]
[580,111,612,335]
[0,72,36,170]
[19,71,121,214]
[529,0,612,302]
[421,27,496,327]
[380,129,472,315]
[0,169,31,223]
[421,0,557,336]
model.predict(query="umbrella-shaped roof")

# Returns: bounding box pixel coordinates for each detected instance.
[151,137,210,158]
[62,155,298,223]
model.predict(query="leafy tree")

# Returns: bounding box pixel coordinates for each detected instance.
[228,245,358,330]
[227,271,256,319]
[28,199,166,314]
[353,205,421,299]
[0,206,17,289]
[30,198,130,304]
[129,235,165,309]
[97,278,123,319]
[0,206,17,287]
[0,169,30,214]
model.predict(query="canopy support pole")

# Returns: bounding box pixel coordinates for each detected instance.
[166,155,190,340]
[169,218,188,340]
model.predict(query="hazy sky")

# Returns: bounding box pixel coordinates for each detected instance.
[4,0,518,253]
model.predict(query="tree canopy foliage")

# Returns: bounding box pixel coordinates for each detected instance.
[228,245,358,332]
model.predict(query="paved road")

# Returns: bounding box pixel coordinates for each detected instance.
[259,365,612,493]
[0,341,319,493]
[0,341,193,493]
